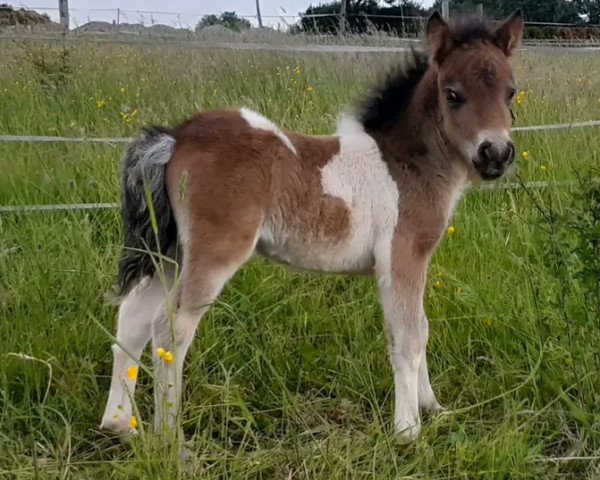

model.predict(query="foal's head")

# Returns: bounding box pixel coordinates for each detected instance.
[426,11,524,180]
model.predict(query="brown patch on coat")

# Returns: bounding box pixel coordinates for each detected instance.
[165,110,350,278]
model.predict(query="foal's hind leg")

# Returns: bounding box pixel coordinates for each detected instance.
[101,265,175,434]
[151,222,260,433]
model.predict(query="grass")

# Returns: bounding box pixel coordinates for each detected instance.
[1,40,600,478]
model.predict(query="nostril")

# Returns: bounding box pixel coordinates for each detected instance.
[505,142,516,164]
[477,141,492,162]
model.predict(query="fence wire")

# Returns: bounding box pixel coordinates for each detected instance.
[1,119,599,214]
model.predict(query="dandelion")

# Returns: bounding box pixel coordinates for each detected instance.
[96,99,106,109]
[119,86,126,94]
[447,225,456,237]
[540,165,548,172]
[456,287,464,296]
[156,347,175,364]
[294,66,302,75]
[130,416,138,429]
[306,85,314,93]
[433,280,443,290]
[127,366,138,381]
[521,150,530,160]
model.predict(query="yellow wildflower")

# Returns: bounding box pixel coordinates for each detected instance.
[96,99,106,109]
[447,225,456,237]
[483,318,496,327]
[127,366,138,381]
[434,280,443,290]
[515,90,528,106]
[120,86,126,94]
[540,165,548,172]
[294,66,301,75]
[157,347,175,364]
[306,85,314,93]
[456,287,464,295]
[130,416,138,429]
[521,150,530,160]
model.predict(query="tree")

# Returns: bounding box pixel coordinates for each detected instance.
[299,0,427,34]
[574,0,600,24]
[196,11,251,32]
[431,0,583,24]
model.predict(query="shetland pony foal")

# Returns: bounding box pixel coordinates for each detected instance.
[101,11,524,442]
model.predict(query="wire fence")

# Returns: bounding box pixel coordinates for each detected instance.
[1,118,599,214]
[22,5,600,30]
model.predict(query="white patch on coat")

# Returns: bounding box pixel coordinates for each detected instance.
[336,112,365,135]
[240,108,297,155]
[258,130,399,274]
[320,132,399,274]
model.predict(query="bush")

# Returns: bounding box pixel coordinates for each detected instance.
[196,12,251,33]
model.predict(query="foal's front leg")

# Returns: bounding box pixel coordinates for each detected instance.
[377,240,431,443]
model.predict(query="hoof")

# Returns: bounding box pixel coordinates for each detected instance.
[422,401,446,414]
[100,415,136,436]
[395,421,421,444]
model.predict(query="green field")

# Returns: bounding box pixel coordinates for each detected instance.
[1,41,600,479]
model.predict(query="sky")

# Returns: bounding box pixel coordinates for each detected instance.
[20,0,435,29]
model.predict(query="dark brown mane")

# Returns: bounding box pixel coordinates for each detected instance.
[358,17,497,132]
[358,50,429,132]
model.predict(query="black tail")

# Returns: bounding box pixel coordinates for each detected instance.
[115,126,177,298]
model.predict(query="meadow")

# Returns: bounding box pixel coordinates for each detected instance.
[0,39,599,479]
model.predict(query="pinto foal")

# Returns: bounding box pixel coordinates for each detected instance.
[101,11,524,442]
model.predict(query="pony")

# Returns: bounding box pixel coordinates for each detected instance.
[100,11,524,443]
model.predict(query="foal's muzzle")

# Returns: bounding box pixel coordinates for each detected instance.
[473,138,515,181]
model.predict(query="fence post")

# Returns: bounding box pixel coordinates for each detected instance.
[255,0,263,28]
[58,0,69,30]
[116,8,120,37]
[339,0,347,34]
[441,0,450,19]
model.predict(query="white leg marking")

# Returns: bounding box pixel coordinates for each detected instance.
[151,263,247,433]
[101,268,175,434]
[239,108,297,155]
[379,276,424,443]
[375,235,426,443]
[417,319,441,412]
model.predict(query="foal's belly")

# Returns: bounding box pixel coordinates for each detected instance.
[256,223,375,274]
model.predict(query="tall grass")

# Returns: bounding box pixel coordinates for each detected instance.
[0,40,599,478]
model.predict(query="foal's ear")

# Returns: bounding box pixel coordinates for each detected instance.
[494,10,524,56]
[425,11,455,64]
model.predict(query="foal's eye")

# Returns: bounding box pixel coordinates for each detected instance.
[444,89,463,106]
[508,89,517,102]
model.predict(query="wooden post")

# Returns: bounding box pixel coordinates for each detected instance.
[116,8,120,37]
[255,0,263,28]
[441,0,450,19]
[58,0,69,30]
[476,3,483,20]
[339,0,347,34]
